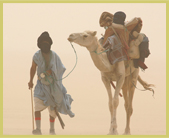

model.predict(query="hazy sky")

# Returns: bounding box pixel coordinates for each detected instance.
[3,3,166,135]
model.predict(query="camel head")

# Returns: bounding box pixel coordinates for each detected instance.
[67,31,97,48]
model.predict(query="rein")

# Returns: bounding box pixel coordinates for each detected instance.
[92,46,109,55]
[91,40,110,55]
[56,42,78,81]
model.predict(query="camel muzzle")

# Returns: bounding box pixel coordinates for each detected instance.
[68,34,77,42]
[67,37,73,42]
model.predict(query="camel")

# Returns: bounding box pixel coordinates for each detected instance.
[67,30,154,135]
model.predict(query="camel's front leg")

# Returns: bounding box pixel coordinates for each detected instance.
[102,61,125,135]
[101,75,118,135]
[122,76,129,118]
[109,60,125,134]
[123,68,139,135]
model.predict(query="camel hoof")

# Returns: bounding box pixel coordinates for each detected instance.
[123,132,131,135]
[107,130,118,135]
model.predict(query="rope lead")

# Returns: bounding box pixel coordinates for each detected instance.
[56,42,78,81]
[46,42,78,82]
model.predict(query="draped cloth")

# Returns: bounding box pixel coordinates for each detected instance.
[33,50,74,118]
[103,35,128,65]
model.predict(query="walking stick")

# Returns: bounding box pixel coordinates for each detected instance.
[55,107,65,129]
[30,88,35,130]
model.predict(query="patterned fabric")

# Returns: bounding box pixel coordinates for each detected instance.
[102,35,128,65]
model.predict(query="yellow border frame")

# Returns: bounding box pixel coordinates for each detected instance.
[0,0,168,138]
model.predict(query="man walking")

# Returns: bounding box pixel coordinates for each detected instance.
[28,31,74,135]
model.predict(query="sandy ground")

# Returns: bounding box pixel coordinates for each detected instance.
[3,72,166,135]
[3,3,166,135]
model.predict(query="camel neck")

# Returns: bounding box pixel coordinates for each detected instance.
[86,38,98,52]
[88,42,112,72]
[88,45,98,53]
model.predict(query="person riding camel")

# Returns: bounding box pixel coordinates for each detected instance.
[99,11,149,70]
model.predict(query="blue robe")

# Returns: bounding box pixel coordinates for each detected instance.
[33,50,74,118]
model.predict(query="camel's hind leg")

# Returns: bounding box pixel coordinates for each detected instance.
[122,76,129,121]
[123,68,139,135]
